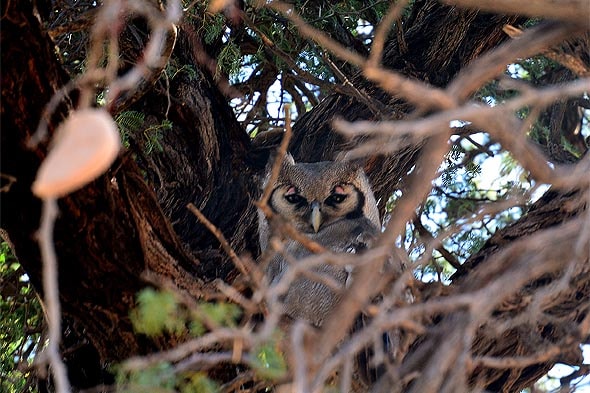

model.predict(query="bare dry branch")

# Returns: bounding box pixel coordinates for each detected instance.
[448,22,584,102]
[187,203,251,279]
[442,0,590,25]
[368,0,410,67]
[36,198,71,393]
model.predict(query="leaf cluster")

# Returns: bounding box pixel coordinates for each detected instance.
[0,242,43,393]
[129,288,242,338]
[124,287,288,391]
[116,111,173,155]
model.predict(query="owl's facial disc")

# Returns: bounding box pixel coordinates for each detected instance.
[271,181,363,233]
[283,186,320,231]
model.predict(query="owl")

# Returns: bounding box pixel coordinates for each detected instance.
[258,154,381,326]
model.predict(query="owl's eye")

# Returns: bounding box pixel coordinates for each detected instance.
[326,193,347,204]
[285,193,306,205]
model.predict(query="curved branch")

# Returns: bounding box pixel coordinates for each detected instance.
[442,0,590,25]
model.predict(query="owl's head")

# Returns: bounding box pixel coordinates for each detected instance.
[264,155,380,234]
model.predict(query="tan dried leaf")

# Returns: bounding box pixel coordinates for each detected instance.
[32,109,121,198]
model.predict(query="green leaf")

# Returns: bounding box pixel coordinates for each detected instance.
[116,110,145,149]
[130,288,184,337]
[217,40,242,79]
[189,319,206,337]
[251,340,287,380]
[117,362,175,393]
[202,13,226,45]
[197,302,242,328]
[180,372,220,393]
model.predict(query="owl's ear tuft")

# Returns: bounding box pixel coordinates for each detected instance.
[267,150,295,169]
[284,152,295,165]
[261,151,296,189]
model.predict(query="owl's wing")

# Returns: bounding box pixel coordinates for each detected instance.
[265,217,389,386]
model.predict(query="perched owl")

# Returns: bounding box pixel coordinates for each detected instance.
[258,154,381,326]
[258,155,389,387]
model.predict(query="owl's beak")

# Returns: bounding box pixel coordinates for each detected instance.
[311,201,322,232]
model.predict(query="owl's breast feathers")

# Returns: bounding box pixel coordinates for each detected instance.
[271,216,379,326]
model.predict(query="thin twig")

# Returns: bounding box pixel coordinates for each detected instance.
[214,279,260,314]
[368,0,410,66]
[187,203,250,279]
[442,0,590,25]
[37,198,71,393]
[122,328,247,371]
[257,104,293,209]
[292,321,311,393]
[267,1,455,111]
[447,22,583,102]
[0,173,17,192]
[503,25,590,77]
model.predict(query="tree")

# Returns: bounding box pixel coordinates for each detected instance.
[1,0,588,392]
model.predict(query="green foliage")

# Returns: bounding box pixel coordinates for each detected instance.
[217,39,242,79]
[130,288,242,337]
[115,111,172,155]
[116,110,145,149]
[179,372,220,393]
[117,366,221,393]
[125,287,289,389]
[251,339,287,380]
[513,56,559,82]
[201,13,226,45]
[130,288,185,337]
[187,301,242,337]
[117,362,176,393]
[196,302,242,328]
[188,319,206,337]
[166,59,198,81]
[144,120,173,155]
[0,242,43,393]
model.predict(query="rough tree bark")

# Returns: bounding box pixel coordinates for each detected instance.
[1,0,587,391]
